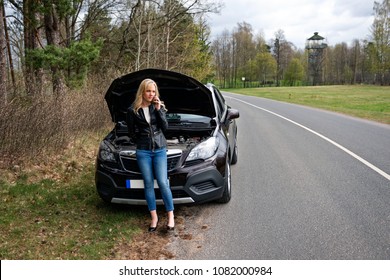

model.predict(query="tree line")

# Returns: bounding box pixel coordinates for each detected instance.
[212,0,390,88]
[0,0,220,103]
[0,0,389,104]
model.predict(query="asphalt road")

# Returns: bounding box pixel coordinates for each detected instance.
[174,92,390,260]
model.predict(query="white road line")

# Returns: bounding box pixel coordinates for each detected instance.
[228,96,390,181]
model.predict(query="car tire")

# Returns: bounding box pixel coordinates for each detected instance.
[217,159,231,203]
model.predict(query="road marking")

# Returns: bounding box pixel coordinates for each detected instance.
[228,96,390,181]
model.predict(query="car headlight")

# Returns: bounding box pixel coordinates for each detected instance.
[99,141,116,162]
[186,137,219,161]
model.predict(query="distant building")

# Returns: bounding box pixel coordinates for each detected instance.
[305,32,327,85]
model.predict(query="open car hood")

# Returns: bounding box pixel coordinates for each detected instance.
[105,68,216,123]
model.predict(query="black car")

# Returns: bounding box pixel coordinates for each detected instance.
[95,69,239,205]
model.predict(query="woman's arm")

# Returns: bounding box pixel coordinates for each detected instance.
[126,107,136,140]
[155,107,168,133]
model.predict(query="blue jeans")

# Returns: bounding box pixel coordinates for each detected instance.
[136,148,174,212]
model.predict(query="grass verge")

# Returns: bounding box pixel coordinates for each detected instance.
[226,85,390,124]
[0,131,145,260]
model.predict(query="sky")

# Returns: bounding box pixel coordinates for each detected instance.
[207,0,375,49]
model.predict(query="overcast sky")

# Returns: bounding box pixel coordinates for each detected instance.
[207,0,375,49]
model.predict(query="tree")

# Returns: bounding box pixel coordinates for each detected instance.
[284,58,304,86]
[361,40,375,83]
[370,0,390,85]
[159,0,219,71]
[349,39,362,84]
[0,0,7,103]
[332,42,349,84]
[272,29,294,86]
[2,0,103,96]
[183,16,213,82]
[22,0,45,95]
[212,29,233,88]
[252,51,276,86]
[102,0,220,74]
[233,22,256,84]
[43,0,68,95]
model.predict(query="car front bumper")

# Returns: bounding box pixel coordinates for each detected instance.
[95,161,226,205]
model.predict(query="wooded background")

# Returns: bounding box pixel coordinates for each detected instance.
[0,0,389,163]
[1,0,389,97]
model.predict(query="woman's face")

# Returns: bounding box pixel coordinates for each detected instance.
[142,82,156,104]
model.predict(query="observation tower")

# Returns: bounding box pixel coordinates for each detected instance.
[305,32,327,85]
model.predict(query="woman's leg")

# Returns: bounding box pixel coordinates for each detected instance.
[167,210,174,229]
[149,210,158,228]
[153,148,174,228]
[136,149,157,213]
[153,148,174,212]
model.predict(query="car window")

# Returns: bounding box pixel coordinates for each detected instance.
[213,87,226,118]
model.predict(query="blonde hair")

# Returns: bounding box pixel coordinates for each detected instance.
[132,78,164,113]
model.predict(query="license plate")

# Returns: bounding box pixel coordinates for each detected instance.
[126,179,159,189]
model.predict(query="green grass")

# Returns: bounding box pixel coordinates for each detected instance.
[0,166,143,259]
[226,85,390,124]
[0,135,145,260]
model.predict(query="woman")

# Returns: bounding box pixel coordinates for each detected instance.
[126,78,174,232]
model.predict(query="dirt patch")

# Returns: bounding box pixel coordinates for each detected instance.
[113,206,210,260]
[112,215,176,260]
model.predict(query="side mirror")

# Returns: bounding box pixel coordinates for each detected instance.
[226,108,239,120]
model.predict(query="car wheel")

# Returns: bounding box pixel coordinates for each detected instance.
[231,142,238,165]
[217,159,231,203]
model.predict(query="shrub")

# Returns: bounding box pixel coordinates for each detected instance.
[0,85,111,166]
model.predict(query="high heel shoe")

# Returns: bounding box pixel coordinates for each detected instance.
[148,221,158,232]
[166,224,175,231]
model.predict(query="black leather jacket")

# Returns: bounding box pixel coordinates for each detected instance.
[126,104,168,150]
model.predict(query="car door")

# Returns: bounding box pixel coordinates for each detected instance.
[212,86,237,159]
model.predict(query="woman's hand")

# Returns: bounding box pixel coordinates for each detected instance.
[153,97,162,110]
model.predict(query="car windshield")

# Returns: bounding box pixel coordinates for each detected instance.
[167,113,211,123]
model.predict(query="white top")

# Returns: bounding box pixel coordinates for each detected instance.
[142,107,151,124]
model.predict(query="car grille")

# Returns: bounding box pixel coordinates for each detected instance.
[167,156,181,170]
[120,157,140,173]
[190,180,218,193]
[119,149,182,174]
